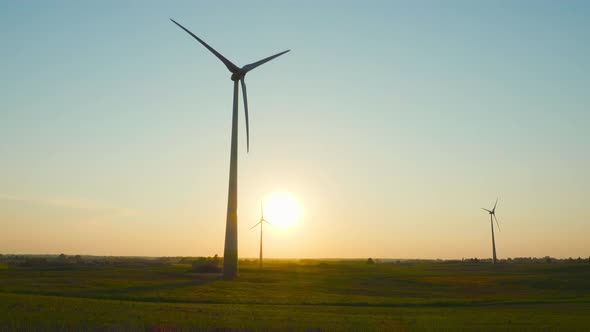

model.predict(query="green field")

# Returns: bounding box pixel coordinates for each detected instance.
[1,259,589,331]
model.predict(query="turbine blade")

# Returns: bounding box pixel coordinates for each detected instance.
[263,219,272,225]
[241,78,250,153]
[494,214,501,232]
[170,19,240,73]
[242,50,290,73]
[493,198,498,212]
[482,208,492,213]
[249,221,262,230]
[261,202,264,219]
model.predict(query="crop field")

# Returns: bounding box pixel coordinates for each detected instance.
[0,259,589,331]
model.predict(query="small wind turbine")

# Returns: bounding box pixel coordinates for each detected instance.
[170,19,290,279]
[482,199,501,264]
[250,203,271,269]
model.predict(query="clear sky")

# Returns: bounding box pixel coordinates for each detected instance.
[1,1,589,259]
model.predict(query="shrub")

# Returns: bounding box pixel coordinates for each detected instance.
[192,257,221,273]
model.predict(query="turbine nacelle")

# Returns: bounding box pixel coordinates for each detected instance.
[231,71,246,81]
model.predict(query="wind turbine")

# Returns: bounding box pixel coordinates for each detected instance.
[250,203,271,269]
[170,19,290,279]
[482,199,501,264]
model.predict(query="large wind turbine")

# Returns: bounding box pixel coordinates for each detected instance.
[482,199,501,264]
[250,203,271,269]
[170,19,290,279]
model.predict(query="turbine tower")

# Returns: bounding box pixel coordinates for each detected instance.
[482,199,501,264]
[170,19,290,279]
[250,203,271,269]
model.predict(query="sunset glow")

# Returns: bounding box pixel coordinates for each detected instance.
[264,193,300,228]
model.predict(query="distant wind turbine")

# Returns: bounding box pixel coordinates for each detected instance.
[482,199,501,264]
[170,19,290,279]
[250,203,271,269]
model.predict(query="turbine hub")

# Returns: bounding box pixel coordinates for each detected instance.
[231,70,245,81]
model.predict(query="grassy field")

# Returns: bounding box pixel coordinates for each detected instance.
[0,259,589,331]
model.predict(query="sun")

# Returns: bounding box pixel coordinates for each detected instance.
[264,193,300,228]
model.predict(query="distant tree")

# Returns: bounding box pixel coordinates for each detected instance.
[58,253,67,261]
[544,256,552,263]
[366,258,375,264]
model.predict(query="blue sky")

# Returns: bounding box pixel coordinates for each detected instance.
[1,1,589,258]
